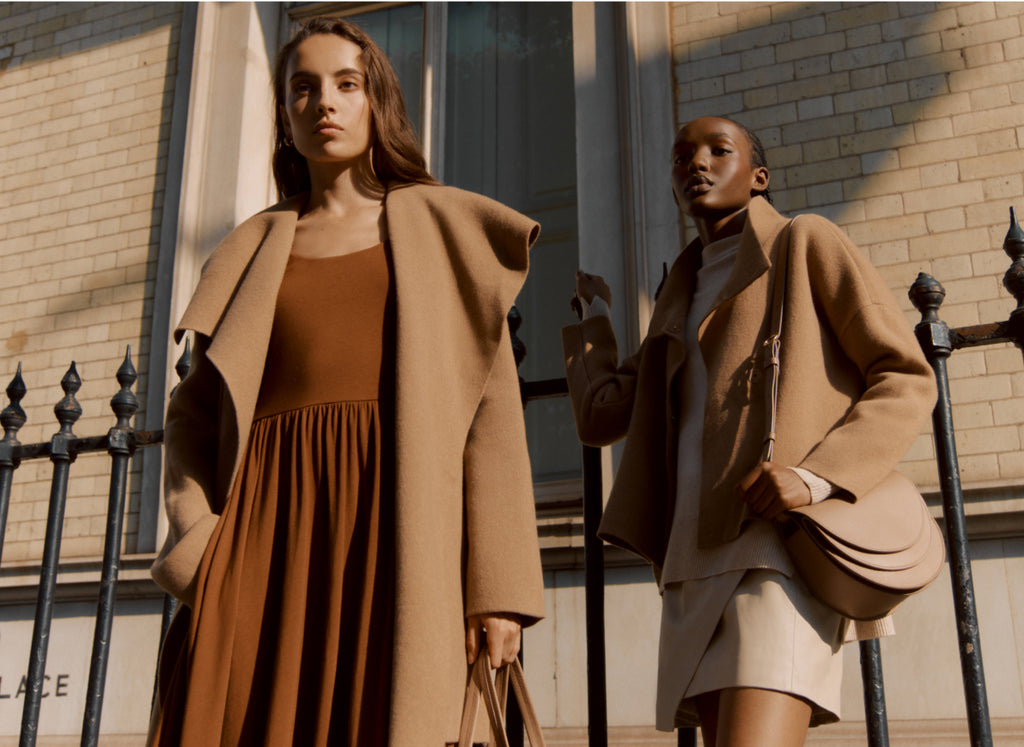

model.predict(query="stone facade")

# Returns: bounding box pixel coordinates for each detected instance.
[0,2,184,563]
[2,2,1024,745]
[671,1,1024,494]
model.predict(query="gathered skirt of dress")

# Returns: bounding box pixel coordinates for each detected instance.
[150,243,396,746]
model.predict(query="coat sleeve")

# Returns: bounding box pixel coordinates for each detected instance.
[151,333,223,606]
[462,321,545,627]
[561,315,642,446]
[795,216,937,496]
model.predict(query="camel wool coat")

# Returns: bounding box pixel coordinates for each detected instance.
[563,196,936,574]
[151,182,545,745]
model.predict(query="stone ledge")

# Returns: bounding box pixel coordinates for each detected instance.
[536,717,1024,745]
[0,554,162,606]
[3,717,1023,747]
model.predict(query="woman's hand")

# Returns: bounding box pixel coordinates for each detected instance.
[466,613,521,668]
[575,270,612,306]
[571,270,613,319]
[736,462,811,521]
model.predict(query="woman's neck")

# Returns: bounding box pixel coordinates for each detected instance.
[694,205,749,246]
[293,155,387,258]
[305,155,384,215]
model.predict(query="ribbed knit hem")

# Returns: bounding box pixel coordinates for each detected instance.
[659,519,794,589]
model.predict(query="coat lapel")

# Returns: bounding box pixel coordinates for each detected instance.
[382,183,538,744]
[384,184,531,432]
[175,197,301,479]
[654,241,701,410]
[658,198,785,391]
[698,196,790,339]
[659,198,789,424]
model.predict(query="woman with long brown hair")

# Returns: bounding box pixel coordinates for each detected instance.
[148,17,544,746]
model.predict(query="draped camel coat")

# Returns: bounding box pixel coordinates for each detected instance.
[151,182,545,745]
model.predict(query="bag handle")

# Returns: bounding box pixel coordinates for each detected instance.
[761,218,796,463]
[457,651,547,747]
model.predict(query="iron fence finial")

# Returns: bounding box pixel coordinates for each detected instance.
[2,363,26,445]
[508,306,526,370]
[909,272,946,324]
[1002,208,1024,351]
[54,363,82,438]
[110,347,139,430]
[175,337,192,382]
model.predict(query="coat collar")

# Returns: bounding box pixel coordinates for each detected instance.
[174,195,302,456]
[175,195,303,343]
[708,195,790,311]
[653,196,790,343]
[172,183,535,493]
[647,197,791,396]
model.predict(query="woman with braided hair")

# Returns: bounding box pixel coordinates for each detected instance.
[563,116,934,745]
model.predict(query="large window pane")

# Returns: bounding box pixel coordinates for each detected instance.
[445,3,580,484]
[347,5,424,138]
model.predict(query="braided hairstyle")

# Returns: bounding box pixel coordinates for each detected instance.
[727,117,772,205]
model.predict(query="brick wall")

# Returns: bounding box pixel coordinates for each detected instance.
[671,1,1024,491]
[0,2,183,562]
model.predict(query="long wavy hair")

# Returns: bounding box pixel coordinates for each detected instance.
[272,17,436,199]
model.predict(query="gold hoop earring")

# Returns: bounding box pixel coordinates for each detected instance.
[284,135,294,147]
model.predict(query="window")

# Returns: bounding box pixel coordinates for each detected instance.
[343,3,583,487]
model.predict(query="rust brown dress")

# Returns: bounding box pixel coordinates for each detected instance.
[152,243,396,746]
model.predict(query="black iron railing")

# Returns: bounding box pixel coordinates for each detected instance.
[7,204,1022,744]
[0,346,187,747]
[903,209,1024,747]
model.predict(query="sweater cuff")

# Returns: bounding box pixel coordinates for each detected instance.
[580,295,611,320]
[791,467,835,504]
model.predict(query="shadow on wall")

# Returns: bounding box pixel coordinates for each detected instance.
[672,2,1024,492]
[0,4,203,557]
[1,4,185,431]
[0,2,284,561]
[672,2,1018,253]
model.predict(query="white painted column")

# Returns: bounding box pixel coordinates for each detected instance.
[146,1,280,550]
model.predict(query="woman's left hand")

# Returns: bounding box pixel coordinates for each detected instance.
[736,461,811,521]
[466,613,521,668]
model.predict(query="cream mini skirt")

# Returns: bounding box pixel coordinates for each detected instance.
[657,568,846,731]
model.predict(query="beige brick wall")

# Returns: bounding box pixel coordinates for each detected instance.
[672,1,1024,493]
[0,2,183,562]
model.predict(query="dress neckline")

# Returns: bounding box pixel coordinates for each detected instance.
[289,241,386,262]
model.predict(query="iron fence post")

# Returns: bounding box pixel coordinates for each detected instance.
[0,363,26,561]
[151,341,191,712]
[582,444,608,747]
[859,638,890,747]
[20,363,82,747]
[81,350,140,747]
[152,593,178,711]
[512,306,611,746]
[507,310,526,747]
[910,274,993,747]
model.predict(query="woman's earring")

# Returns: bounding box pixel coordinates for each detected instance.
[284,135,294,147]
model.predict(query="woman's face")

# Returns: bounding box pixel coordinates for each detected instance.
[281,34,373,167]
[670,117,768,219]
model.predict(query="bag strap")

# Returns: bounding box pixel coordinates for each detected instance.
[507,657,546,746]
[457,653,547,747]
[761,218,796,463]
